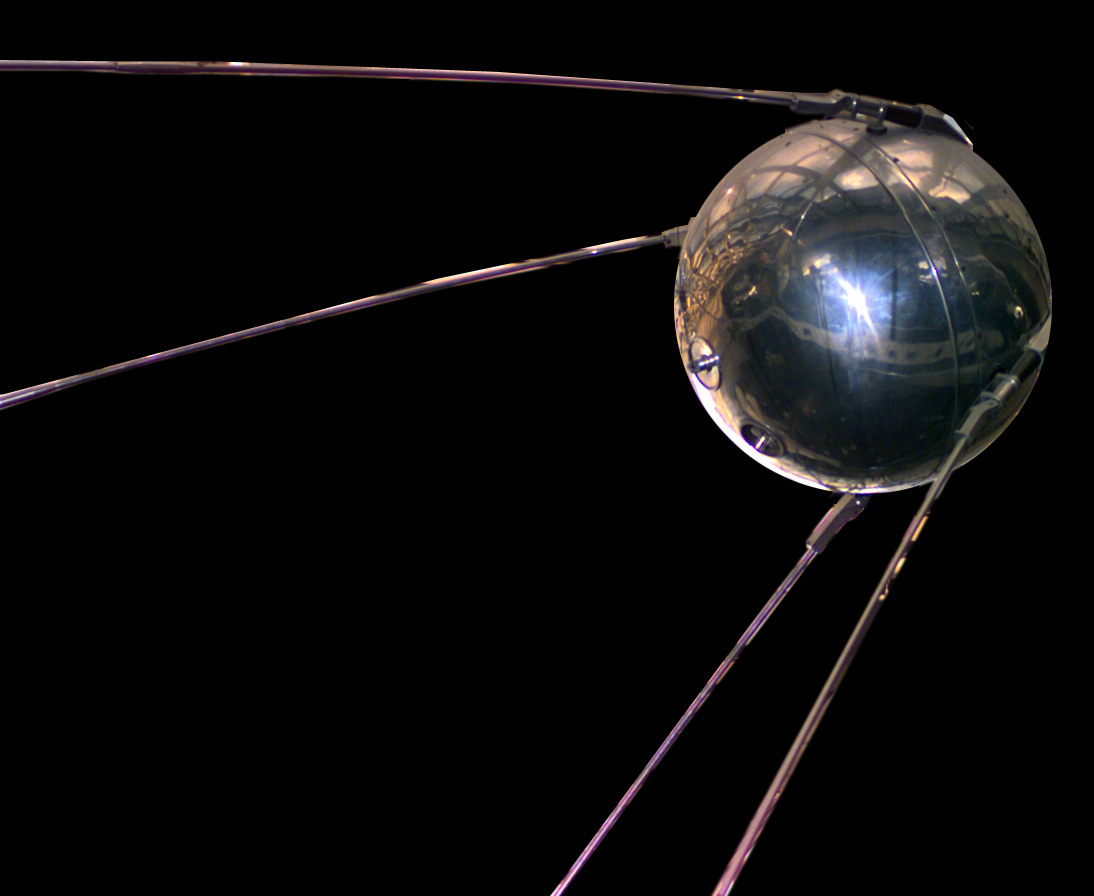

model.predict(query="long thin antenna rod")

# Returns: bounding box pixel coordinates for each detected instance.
[0,230,682,414]
[0,61,969,142]
[0,59,784,101]
[551,492,868,896]
[710,364,1037,894]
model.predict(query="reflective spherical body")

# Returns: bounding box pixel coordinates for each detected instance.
[675,118,1051,492]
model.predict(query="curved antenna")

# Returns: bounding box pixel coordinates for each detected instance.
[0,61,970,143]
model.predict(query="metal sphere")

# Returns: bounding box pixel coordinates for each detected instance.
[675,118,1051,492]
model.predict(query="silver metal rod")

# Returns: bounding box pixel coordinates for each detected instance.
[710,436,991,894]
[552,493,868,896]
[0,60,789,105]
[0,62,968,141]
[0,232,672,414]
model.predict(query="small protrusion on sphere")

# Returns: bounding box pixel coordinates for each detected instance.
[687,338,721,390]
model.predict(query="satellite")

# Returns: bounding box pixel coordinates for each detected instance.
[2,63,1055,892]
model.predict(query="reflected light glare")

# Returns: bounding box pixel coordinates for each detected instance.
[834,168,873,191]
[835,275,876,335]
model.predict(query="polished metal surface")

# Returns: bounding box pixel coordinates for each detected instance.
[675,118,1051,492]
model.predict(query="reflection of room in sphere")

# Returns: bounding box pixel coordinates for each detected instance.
[675,117,1050,493]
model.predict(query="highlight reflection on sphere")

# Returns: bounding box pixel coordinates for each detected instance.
[675,118,1050,492]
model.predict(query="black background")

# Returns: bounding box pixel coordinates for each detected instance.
[3,34,1079,895]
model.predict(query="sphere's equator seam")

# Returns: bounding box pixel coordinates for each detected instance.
[887,152,986,397]
[780,135,878,481]
[805,127,962,468]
